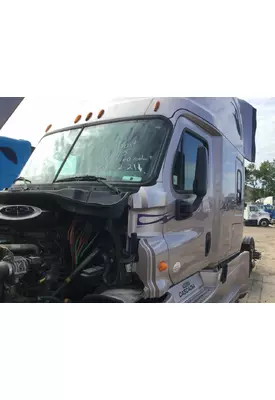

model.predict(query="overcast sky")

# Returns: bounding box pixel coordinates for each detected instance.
[0,97,274,166]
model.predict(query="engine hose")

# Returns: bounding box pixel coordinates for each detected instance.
[102,253,115,287]
[0,261,12,282]
[105,228,125,286]
[53,248,100,298]
[3,244,39,256]
[38,296,61,303]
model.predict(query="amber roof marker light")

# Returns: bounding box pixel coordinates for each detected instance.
[154,101,160,112]
[98,110,105,119]
[74,115,82,124]
[85,112,93,122]
[45,124,52,133]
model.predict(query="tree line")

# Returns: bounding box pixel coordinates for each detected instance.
[245,160,275,202]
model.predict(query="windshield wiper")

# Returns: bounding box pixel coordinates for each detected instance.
[14,177,32,184]
[13,177,32,190]
[55,175,121,194]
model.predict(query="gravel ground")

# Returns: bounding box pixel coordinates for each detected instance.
[240,226,275,303]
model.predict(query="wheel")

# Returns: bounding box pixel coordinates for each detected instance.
[241,237,255,276]
[259,219,269,227]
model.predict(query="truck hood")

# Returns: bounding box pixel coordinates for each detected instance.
[0,98,24,130]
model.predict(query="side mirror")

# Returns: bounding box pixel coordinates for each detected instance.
[193,146,207,198]
[175,199,193,221]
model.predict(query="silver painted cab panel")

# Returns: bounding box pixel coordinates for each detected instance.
[129,112,247,298]
[162,116,214,284]
[125,97,255,301]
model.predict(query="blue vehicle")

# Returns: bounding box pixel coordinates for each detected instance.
[257,203,275,223]
[264,205,275,222]
[0,136,33,189]
[0,97,33,189]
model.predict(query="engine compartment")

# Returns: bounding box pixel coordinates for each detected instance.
[0,204,142,303]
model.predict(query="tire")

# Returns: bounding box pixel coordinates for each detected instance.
[241,237,255,276]
[259,219,269,227]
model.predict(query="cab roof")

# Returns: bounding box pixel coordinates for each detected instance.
[45,97,257,162]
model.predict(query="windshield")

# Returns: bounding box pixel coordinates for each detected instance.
[18,118,170,185]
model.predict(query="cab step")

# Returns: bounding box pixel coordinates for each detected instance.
[168,273,215,303]
[185,287,214,303]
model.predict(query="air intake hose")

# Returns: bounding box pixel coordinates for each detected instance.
[0,261,12,282]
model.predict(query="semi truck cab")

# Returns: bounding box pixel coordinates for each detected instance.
[0,97,261,303]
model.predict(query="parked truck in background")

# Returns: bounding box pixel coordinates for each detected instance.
[0,97,261,303]
[244,203,271,227]
[256,197,275,223]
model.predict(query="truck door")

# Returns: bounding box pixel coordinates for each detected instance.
[249,205,258,221]
[162,117,214,285]
[230,157,244,252]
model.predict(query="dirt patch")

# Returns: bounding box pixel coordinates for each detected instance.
[240,226,275,303]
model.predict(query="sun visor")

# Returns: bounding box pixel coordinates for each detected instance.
[0,98,24,130]
[238,98,257,163]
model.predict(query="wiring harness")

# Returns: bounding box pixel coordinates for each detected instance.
[68,221,99,268]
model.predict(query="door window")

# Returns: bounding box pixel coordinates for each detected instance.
[172,130,208,193]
